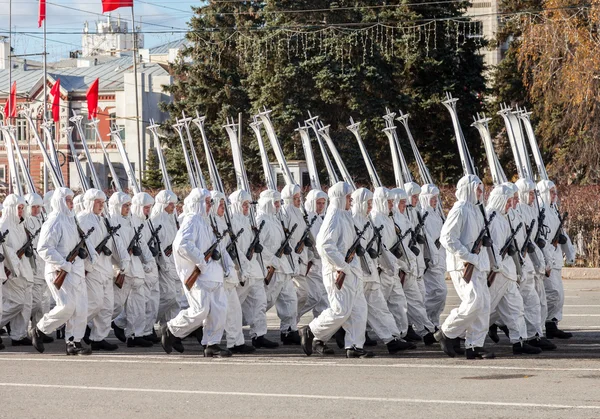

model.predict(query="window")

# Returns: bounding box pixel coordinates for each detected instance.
[0,165,5,183]
[117,125,126,143]
[16,118,28,141]
[84,123,96,142]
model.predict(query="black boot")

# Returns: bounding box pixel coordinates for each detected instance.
[527,336,557,351]
[91,339,118,351]
[499,325,510,338]
[423,332,436,346]
[300,326,314,356]
[488,324,499,343]
[252,335,279,349]
[466,347,495,359]
[312,340,335,356]
[56,325,65,340]
[66,340,92,356]
[545,321,573,339]
[193,326,203,345]
[111,322,126,343]
[280,327,300,345]
[83,326,92,345]
[452,338,465,355]
[346,346,375,358]
[0,337,4,351]
[404,326,422,342]
[42,334,54,343]
[160,324,174,354]
[334,328,346,349]
[204,344,232,358]
[387,337,416,354]
[173,337,185,353]
[229,344,256,354]
[364,331,378,347]
[127,336,153,348]
[31,327,46,353]
[11,337,32,346]
[143,329,161,344]
[513,342,542,355]
[434,329,456,358]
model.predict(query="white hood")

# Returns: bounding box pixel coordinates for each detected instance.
[183,188,210,217]
[108,192,132,218]
[73,194,84,214]
[404,181,421,197]
[515,177,535,206]
[1,194,25,225]
[351,187,373,218]
[281,183,301,206]
[132,192,155,220]
[327,181,352,212]
[371,186,390,216]
[43,190,53,215]
[455,174,482,205]
[229,189,251,216]
[419,183,439,212]
[24,193,43,217]
[305,189,328,215]
[486,183,512,215]
[82,188,107,215]
[537,179,556,206]
[51,187,75,218]
[257,189,280,217]
[209,190,226,218]
[150,190,177,219]
[390,187,407,215]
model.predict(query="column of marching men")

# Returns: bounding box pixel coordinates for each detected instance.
[0,174,574,359]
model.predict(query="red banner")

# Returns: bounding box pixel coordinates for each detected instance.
[102,0,133,13]
[50,79,61,122]
[86,78,99,119]
[38,0,46,28]
[3,82,17,119]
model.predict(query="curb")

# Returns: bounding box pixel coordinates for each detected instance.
[562,267,600,280]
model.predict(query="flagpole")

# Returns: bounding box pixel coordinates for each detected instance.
[43,16,48,193]
[8,0,12,124]
[131,5,143,189]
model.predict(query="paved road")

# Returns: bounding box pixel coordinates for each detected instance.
[0,280,599,418]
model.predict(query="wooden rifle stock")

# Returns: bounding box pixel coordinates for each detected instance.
[264,265,275,285]
[184,242,219,290]
[54,227,95,290]
[399,270,406,286]
[305,260,313,276]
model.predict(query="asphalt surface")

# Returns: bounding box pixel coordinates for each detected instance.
[0,279,599,418]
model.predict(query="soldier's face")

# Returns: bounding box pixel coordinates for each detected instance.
[65,196,74,211]
[367,199,373,214]
[430,196,438,207]
[93,199,104,215]
[205,197,212,213]
[293,193,301,208]
[121,202,131,216]
[17,204,24,219]
[30,205,41,217]
[387,199,394,211]
[165,203,175,214]
[411,195,419,206]
[316,198,326,215]
[398,199,407,214]
[345,195,351,211]
[143,204,152,217]
[217,199,225,217]
[274,200,281,213]
[527,190,535,205]
[242,200,250,216]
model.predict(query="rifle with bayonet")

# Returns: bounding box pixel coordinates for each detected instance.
[335,222,370,290]
[114,224,144,289]
[264,223,297,286]
[54,226,95,290]
[184,235,224,291]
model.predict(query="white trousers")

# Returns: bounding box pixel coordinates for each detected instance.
[265,273,298,333]
[423,266,447,327]
[489,274,527,344]
[309,272,367,348]
[442,270,490,349]
[37,272,87,342]
[1,277,33,341]
[364,281,400,344]
[404,274,435,336]
[544,268,564,322]
[519,270,543,338]
[168,280,227,346]
[86,269,114,341]
[142,273,160,336]
[30,276,48,327]
[296,267,328,323]
[225,282,244,348]
[534,274,548,330]
[113,276,147,338]
[379,271,409,337]
[157,268,180,325]
[239,277,268,338]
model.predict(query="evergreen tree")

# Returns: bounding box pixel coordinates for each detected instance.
[162,0,487,188]
[142,148,163,190]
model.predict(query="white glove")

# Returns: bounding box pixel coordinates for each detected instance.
[60,261,72,273]
[143,264,152,274]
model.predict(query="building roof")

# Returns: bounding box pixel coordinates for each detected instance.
[148,38,188,55]
[0,58,170,96]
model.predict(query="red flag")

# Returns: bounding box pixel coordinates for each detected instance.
[4,82,17,119]
[38,0,46,28]
[50,79,60,122]
[102,0,133,13]
[86,78,99,119]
